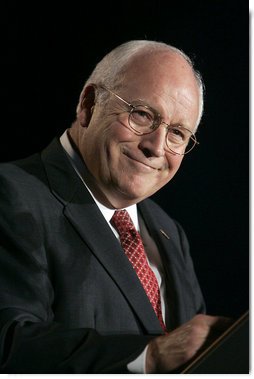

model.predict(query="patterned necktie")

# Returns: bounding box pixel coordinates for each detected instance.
[111,209,167,332]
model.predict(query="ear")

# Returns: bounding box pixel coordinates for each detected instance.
[77,85,96,127]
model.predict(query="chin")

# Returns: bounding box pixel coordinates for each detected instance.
[117,182,155,203]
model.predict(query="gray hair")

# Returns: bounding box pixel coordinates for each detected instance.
[77,40,205,129]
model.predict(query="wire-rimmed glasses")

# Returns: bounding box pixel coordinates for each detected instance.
[99,85,199,155]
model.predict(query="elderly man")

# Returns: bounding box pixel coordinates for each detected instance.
[0,40,230,373]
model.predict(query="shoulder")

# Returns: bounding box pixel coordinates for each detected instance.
[141,197,182,230]
[0,152,44,177]
[139,197,190,251]
[0,153,47,199]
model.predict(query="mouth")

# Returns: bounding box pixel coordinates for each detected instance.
[123,151,160,171]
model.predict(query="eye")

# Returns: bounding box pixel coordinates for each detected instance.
[130,106,154,126]
[168,126,188,143]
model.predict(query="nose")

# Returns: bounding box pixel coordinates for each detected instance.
[138,125,167,158]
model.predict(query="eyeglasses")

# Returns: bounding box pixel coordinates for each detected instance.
[100,85,199,155]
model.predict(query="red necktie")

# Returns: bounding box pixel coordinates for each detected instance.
[111,209,167,332]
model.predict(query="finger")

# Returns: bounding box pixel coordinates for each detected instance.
[210,315,233,329]
[196,314,234,331]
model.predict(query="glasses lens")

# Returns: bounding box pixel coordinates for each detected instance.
[166,126,196,155]
[127,105,197,155]
[128,106,155,134]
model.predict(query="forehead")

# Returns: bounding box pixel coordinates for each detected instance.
[120,51,200,126]
[122,49,197,84]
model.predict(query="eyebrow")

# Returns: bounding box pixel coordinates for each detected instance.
[105,85,196,133]
[134,96,195,130]
[129,98,161,115]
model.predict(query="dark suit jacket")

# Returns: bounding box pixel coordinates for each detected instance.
[0,138,205,373]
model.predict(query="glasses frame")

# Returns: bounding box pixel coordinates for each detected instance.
[99,85,199,155]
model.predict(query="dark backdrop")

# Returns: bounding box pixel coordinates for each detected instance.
[1,1,249,319]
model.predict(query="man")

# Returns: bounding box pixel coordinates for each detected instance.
[0,40,230,373]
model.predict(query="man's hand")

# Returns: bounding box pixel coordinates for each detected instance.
[146,314,233,373]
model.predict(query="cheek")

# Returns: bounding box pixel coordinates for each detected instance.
[109,120,136,141]
[97,122,135,168]
[102,122,138,162]
[165,152,184,173]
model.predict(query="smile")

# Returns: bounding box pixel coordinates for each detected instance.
[123,151,160,171]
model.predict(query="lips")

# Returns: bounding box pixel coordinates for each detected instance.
[123,150,162,171]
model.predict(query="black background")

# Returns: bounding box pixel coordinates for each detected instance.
[1,1,249,318]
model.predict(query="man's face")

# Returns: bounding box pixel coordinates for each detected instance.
[77,51,200,209]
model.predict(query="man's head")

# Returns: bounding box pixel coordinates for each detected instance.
[70,40,203,209]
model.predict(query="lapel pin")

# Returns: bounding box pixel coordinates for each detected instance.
[160,229,170,240]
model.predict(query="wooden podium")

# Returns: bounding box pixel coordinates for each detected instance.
[181,311,249,374]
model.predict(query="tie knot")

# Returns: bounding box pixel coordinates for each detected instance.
[111,210,136,235]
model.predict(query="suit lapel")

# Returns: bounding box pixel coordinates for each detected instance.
[41,139,163,334]
[138,200,199,330]
[64,202,163,334]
